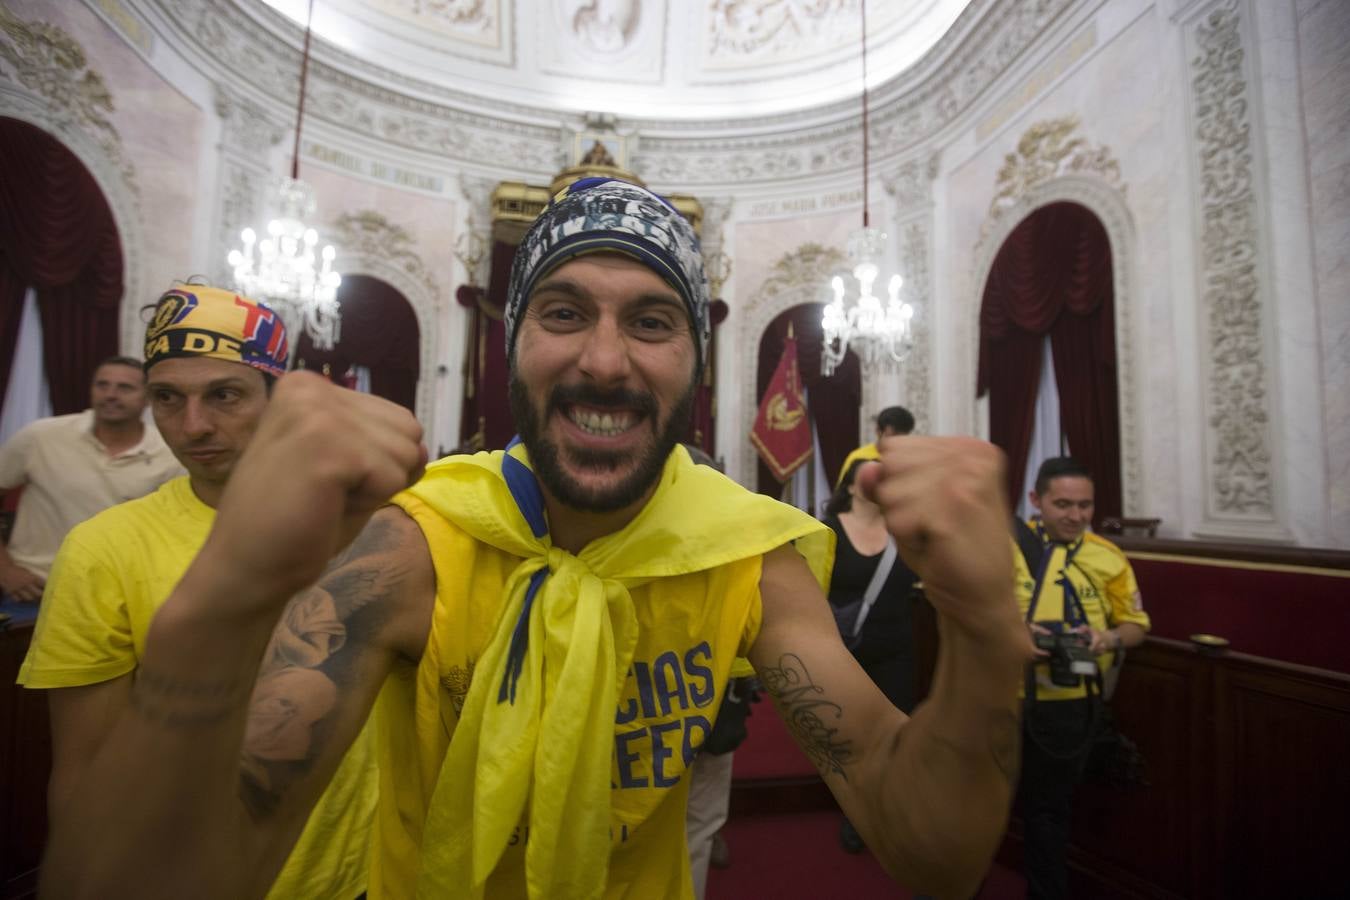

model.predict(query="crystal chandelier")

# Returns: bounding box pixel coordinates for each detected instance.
[820,0,914,377]
[226,0,342,351]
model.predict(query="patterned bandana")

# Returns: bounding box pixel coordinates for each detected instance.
[504,177,711,371]
[143,284,290,377]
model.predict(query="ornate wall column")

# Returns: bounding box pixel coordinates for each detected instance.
[882,154,940,435]
[1180,0,1287,540]
[210,85,286,292]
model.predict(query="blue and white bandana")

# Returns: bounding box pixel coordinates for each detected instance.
[504,177,711,371]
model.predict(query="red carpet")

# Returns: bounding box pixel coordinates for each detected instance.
[708,810,1026,899]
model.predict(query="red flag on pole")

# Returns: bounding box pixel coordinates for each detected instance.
[751,325,813,482]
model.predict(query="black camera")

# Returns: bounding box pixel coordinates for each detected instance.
[1033,626,1098,688]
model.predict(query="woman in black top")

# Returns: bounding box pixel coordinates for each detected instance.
[824,459,920,852]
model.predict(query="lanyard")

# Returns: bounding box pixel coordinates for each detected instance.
[1025,528,1088,625]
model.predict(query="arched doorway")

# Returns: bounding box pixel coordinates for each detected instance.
[295,274,420,414]
[755,303,861,507]
[977,201,1121,522]
[0,117,125,423]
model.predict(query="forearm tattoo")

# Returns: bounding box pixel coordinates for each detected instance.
[759,653,855,781]
[236,515,409,820]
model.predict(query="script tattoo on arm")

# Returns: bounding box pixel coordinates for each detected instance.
[759,653,855,781]
[236,516,410,819]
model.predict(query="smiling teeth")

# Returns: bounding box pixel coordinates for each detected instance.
[570,409,634,436]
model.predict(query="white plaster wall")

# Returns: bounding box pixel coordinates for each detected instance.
[1296,0,1350,546]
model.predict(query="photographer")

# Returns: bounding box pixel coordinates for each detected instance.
[1014,457,1151,900]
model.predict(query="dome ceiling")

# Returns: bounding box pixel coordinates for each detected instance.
[258,0,974,120]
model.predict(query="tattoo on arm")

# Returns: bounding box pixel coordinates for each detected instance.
[759,653,854,781]
[130,671,250,727]
[236,516,411,820]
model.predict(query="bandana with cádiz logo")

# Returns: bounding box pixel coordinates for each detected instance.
[143,284,289,377]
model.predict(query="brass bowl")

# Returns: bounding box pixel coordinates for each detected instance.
[1190,633,1230,656]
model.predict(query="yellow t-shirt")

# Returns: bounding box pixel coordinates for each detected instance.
[835,442,880,487]
[1014,529,1151,701]
[19,476,377,900]
[369,496,766,900]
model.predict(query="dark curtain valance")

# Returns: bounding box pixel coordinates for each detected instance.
[977,202,1121,520]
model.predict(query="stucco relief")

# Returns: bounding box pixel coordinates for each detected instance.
[564,0,642,54]
[328,210,443,435]
[984,115,1122,237]
[0,6,138,196]
[387,0,494,29]
[969,116,1140,515]
[705,0,852,59]
[737,243,842,485]
[643,0,1074,185]
[1188,0,1274,521]
[214,90,288,154]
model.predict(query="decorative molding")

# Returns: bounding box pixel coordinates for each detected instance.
[984,114,1122,236]
[0,6,139,195]
[328,209,443,437]
[705,0,853,60]
[737,243,842,485]
[638,0,1076,185]
[155,0,564,175]
[1186,0,1275,523]
[139,0,1070,187]
[970,172,1143,517]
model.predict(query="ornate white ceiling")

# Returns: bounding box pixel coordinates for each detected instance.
[257,0,974,119]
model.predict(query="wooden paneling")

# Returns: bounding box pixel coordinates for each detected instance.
[1006,639,1350,899]
[1,624,46,899]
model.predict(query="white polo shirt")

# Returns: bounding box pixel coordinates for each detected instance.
[0,410,184,579]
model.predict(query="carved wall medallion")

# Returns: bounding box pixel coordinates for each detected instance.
[0,6,138,196]
[736,242,843,485]
[984,115,1122,236]
[1187,0,1274,521]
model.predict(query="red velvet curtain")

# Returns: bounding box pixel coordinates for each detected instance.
[977,201,1121,519]
[0,118,124,416]
[295,274,420,413]
[457,240,516,452]
[755,304,861,496]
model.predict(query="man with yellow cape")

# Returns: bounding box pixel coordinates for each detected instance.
[44,180,1033,900]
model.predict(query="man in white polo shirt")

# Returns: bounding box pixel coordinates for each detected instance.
[0,355,182,602]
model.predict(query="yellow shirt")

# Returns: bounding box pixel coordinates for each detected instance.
[1014,529,1151,701]
[368,444,832,900]
[835,442,881,487]
[19,477,376,900]
[0,410,183,578]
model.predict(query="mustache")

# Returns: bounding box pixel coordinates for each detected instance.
[549,383,657,418]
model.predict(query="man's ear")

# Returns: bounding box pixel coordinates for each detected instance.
[1028,490,1042,513]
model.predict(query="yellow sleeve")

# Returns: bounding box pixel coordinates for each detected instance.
[17,527,137,688]
[1105,558,1150,631]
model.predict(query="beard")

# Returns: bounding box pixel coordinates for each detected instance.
[509,373,696,513]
